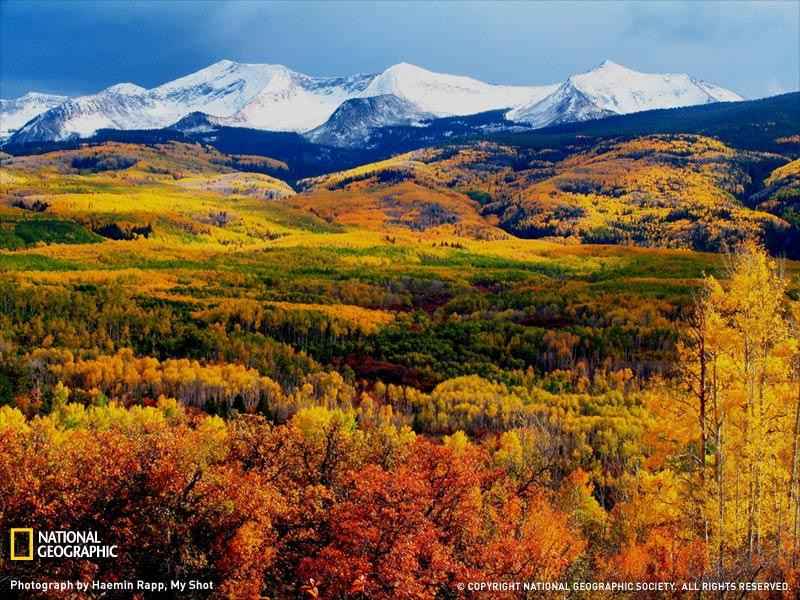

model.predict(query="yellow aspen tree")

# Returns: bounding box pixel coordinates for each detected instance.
[680,242,796,581]
[789,304,800,566]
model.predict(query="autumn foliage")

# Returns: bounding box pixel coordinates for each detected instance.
[0,404,587,598]
[2,140,800,598]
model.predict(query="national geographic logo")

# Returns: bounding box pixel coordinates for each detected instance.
[7,529,118,560]
[9,528,33,561]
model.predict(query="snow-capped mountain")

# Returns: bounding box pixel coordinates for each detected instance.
[167,111,227,134]
[0,92,68,139]
[3,59,743,145]
[4,60,554,144]
[222,69,375,132]
[507,82,616,128]
[360,62,555,117]
[5,60,377,143]
[305,95,435,147]
[7,83,154,144]
[508,60,743,127]
[303,63,555,146]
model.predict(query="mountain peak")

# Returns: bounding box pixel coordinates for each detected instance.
[19,91,68,101]
[200,59,246,73]
[387,62,421,69]
[589,59,636,75]
[203,59,293,73]
[305,93,430,147]
[362,62,555,118]
[2,58,744,145]
[511,59,743,128]
[103,83,146,95]
[0,91,70,140]
[168,111,223,132]
[382,62,430,77]
[190,59,272,78]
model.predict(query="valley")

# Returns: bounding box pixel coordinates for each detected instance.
[1,65,799,599]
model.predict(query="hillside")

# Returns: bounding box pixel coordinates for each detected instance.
[2,140,800,599]
[2,140,798,400]
[492,92,800,156]
[0,142,327,250]
[0,139,743,394]
[468,135,791,253]
[291,135,797,255]
[292,150,505,238]
[754,156,800,216]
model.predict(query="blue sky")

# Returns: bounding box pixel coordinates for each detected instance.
[1,0,798,99]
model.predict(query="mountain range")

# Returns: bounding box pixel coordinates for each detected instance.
[0,92,68,139]
[1,59,743,147]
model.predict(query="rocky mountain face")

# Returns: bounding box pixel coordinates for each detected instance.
[2,59,743,146]
[0,92,68,139]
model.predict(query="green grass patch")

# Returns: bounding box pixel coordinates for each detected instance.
[14,220,104,246]
[0,253,85,271]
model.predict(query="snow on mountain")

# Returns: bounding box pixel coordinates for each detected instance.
[7,60,551,144]
[0,92,68,139]
[7,83,162,144]
[305,94,435,147]
[104,83,147,95]
[6,60,373,143]
[150,60,284,119]
[362,62,556,117]
[4,59,744,145]
[507,82,617,128]
[509,60,743,127]
[220,68,374,132]
[303,63,556,146]
[8,61,287,143]
[167,111,227,134]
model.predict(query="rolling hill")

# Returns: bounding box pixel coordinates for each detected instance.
[3,92,798,256]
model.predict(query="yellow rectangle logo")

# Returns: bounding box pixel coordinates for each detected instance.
[10,528,34,561]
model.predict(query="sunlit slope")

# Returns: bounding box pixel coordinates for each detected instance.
[3,138,796,257]
[316,135,790,254]
[293,151,507,239]
[3,140,799,392]
[0,142,336,248]
[290,135,793,253]
[489,135,788,251]
[754,158,800,241]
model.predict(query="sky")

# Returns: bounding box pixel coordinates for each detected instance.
[1,0,798,100]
